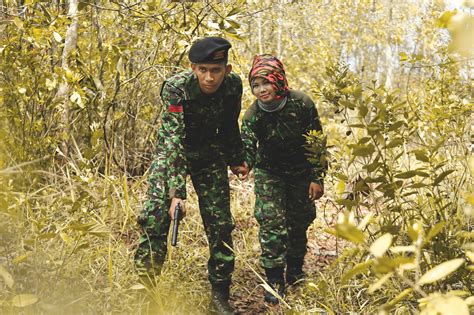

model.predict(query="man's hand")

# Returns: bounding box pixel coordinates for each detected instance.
[308,182,324,201]
[169,197,186,220]
[230,161,249,180]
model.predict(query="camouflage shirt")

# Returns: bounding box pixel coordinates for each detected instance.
[157,70,244,199]
[242,90,325,184]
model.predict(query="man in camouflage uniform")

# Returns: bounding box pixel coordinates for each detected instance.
[135,37,248,314]
[242,54,326,304]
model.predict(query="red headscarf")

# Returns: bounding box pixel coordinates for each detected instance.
[248,54,289,100]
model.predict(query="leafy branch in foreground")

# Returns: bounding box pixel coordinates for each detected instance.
[305,62,473,314]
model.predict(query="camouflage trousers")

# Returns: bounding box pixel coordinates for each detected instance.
[135,156,235,285]
[254,168,316,269]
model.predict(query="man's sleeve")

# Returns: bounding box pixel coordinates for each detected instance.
[221,77,245,166]
[160,81,187,200]
[307,98,327,186]
[241,109,258,171]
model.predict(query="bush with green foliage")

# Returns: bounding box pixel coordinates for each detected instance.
[304,60,473,314]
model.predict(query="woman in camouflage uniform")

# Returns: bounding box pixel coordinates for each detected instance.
[242,54,326,304]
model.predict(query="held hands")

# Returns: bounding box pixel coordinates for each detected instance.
[230,161,249,180]
[308,182,324,201]
[169,197,186,220]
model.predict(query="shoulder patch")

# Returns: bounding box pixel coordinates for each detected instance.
[168,104,183,113]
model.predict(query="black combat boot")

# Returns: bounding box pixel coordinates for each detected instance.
[209,281,234,315]
[263,267,285,305]
[286,256,305,285]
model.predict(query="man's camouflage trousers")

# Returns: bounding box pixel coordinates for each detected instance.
[254,168,316,269]
[135,155,235,285]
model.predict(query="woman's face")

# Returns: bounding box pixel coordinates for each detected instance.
[251,77,277,103]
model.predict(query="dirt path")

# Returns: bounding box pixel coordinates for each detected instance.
[229,196,344,314]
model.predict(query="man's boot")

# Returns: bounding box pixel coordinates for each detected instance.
[263,267,285,304]
[286,256,305,285]
[209,281,234,314]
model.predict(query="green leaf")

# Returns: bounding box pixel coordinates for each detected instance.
[348,123,365,128]
[335,198,357,208]
[433,170,455,186]
[339,99,355,109]
[418,258,464,285]
[395,171,419,179]
[388,120,404,131]
[366,176,386,183]
[11,294,39,307]
[358,104,368,117]
[385,138,404,149]
[227,7,240,16]
[364,161,382,172]
[412,150,430,162]
[352,144,375,157]
[370,233,393,257]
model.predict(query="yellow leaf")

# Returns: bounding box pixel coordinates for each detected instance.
[357,212,373,230]
[0,265,14,289]
[418,258,464,285]
[368,272,392,294]
[129,284,146,290]
[59,232,73,245]
[370,233,393,257]
[53,31,62,43]
[11,294,39,308]
[466,251,474,262]
[69,92,84,108]
[336,180,345,195]
[469,155,474,177]
[341,260,373,284]
[419,293,469,315]
[384,288,413,309]
[12,254,28,264]
[465,296,474,305]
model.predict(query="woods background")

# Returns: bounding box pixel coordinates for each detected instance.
[0,0,473,314]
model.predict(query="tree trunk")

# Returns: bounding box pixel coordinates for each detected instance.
[55,0,79,157]
[384,0,393,89]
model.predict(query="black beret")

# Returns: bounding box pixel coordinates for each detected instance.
[188,37,231,64]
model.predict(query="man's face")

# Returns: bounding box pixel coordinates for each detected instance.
[191,63,232,95]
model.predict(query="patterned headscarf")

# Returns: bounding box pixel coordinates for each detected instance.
[248,54,289,100]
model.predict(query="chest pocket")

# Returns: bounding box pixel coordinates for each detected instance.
[182,99,224,149]
[254,102,309,163]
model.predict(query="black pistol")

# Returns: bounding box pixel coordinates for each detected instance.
[171,203,181,246]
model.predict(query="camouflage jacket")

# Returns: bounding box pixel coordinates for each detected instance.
[242,90,325,185]
[157,70,244,199]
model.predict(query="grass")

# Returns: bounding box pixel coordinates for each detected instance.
[0,158,378,314]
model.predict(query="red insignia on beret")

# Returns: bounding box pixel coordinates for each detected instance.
[213,50,225,60]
